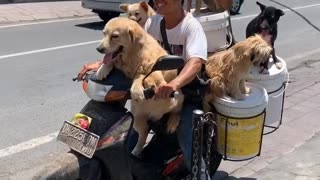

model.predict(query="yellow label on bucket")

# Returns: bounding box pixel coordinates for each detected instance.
[216,113,265,159]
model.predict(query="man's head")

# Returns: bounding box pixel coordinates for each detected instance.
[153,0,184,15]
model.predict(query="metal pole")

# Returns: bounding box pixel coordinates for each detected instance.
[191,110,204,180]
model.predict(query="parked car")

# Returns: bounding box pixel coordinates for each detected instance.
[81,0,243,22]
[81,0,151,22]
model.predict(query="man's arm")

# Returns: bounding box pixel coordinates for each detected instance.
[170,57,202,89]
[154,57,203,99]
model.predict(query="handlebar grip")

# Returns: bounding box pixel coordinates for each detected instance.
[143,87,179,100]
[171,91,180,97]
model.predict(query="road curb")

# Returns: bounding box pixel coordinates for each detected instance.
[31,152,80,180]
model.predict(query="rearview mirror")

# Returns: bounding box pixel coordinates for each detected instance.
[151,55,185,72]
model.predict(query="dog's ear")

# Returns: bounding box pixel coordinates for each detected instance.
[140,1,149,12]
[256,1,266,11]
[242,50,251,60]
[276,9,285,16]
[119,4,129,12]
[128,27,135,44]
[128,26,144,46]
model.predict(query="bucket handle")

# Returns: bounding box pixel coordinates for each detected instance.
[210,24,233,53]
[268,69,290,98]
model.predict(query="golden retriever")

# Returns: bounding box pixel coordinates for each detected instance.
[120,1,156,27]
[187,0,233,15]
[95,17,184,156]
[203,34,272,112]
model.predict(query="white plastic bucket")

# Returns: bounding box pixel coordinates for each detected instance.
[214,82,268,160]
[247,57,289,127]
[195,11,230,53]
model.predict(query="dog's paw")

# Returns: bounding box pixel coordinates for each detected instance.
[95,65,111,80]
[131,145,143,157]
[233,93,246,100]
[275,61,283,69]
[259,67,269,74]
[244,87,251,94]
[130,92,145,101]
[130,86,145,100]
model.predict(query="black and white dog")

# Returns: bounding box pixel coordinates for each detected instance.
[246,1,284,72]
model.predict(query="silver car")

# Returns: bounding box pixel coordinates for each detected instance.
[81,0,148,22]
[81,0,243,22]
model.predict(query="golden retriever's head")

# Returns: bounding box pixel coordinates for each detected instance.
[235,34,272,66]
[119,1,155,27]
[96,17,145,64]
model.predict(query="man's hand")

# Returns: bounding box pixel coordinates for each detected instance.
[155,82,178,99]
[154,58,202,99]
[77,60,102,81]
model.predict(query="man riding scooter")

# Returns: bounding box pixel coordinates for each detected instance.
[77,0,211,179]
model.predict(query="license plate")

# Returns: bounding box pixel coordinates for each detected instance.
[57,121,99,158]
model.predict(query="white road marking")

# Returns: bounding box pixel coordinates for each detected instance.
[0,16,99,29]
[0,40,100,60]
[0,132,58,159]
[233,3,320,21]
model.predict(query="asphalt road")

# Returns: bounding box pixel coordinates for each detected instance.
[0,0,319,177]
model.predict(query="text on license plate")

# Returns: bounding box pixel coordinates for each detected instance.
[57,121,99,158]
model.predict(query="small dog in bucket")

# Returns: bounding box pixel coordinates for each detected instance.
[203,34,272,112]
[246,1,284,73]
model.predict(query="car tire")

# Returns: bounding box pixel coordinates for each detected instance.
[97,11,120,22]
[230,0,244,15]
[148,0,155,9]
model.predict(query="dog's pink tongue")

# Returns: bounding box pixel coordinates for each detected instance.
[102,53,113,64]
[261,30,269,36]
[259,30,272,45]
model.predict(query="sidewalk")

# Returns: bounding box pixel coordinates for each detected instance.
[0,1,95,24]
[213,57,320,180]
[248,132,320,180]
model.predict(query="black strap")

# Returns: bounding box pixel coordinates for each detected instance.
[160,18,173,55]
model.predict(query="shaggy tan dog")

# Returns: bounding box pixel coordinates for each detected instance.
[120,1,156,27]
[187,0,233,15]
[95,17,184,156]
[203,34,272,112]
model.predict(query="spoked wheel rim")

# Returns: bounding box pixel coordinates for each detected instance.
[231,0,241,13]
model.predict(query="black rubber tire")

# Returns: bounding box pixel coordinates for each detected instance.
[209,150,223,177]
[148,0,155,9]
[203,123,223,177]
[97,11,120,22]
[230,0,244,15]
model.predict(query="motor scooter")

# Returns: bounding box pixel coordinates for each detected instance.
[55,55,222,180]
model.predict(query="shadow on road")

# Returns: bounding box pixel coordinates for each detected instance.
[75,21,106,31]
[213,171,257,180]
[269,0,320,32]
